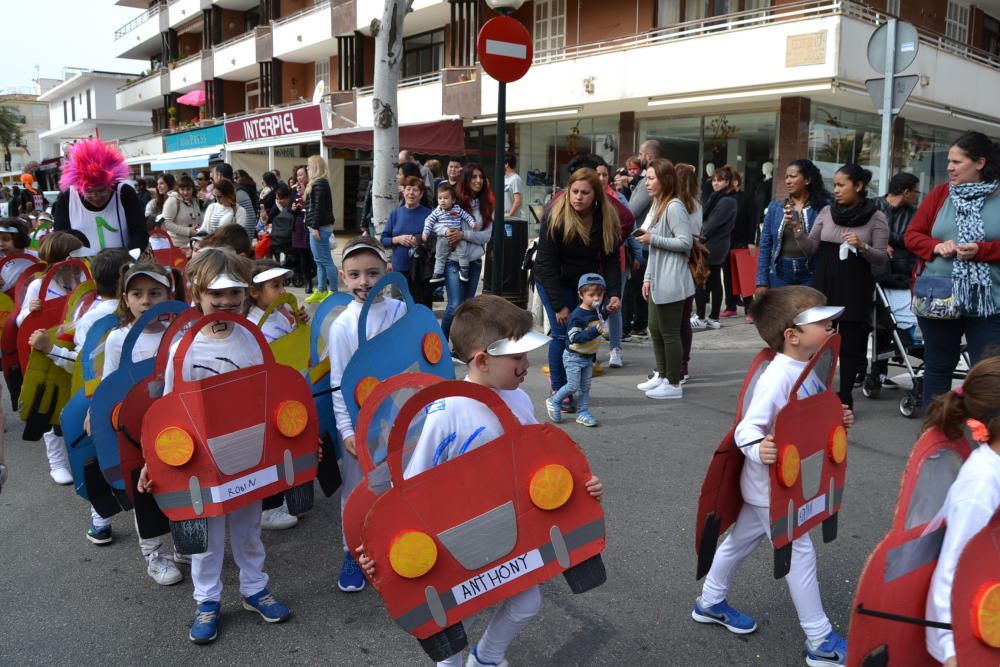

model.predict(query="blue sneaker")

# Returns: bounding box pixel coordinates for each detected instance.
[338,552,366,592]
[86,524,112,545]
[575,411,598,427]
[691,596,757,634]
[545,398,562,423]
[806,631,847,667]
[189,601,221,644]
[242,587,292,623]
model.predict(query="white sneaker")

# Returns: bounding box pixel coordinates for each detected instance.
[261,506,299,530]
[146,551,183,586]
[690,316,707,330]
[50,467,73,485]
[466,647,509,667]
[704,318,722,330]
[637,373,663,391]
[680,373,690,385]
[646,382,683,399]
[609,348,623,368]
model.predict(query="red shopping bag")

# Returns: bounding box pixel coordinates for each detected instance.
[730,248,758,298]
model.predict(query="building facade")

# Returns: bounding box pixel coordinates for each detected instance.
[0,89,51,187]
[111,0,1000,231]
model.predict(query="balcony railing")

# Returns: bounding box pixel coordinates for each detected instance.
[114,4,161,40]
[356,72,441,97]
[116,68,166,93]
[532,0,1000,72]
[273,0,330,26]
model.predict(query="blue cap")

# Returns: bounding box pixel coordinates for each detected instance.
[577,273,606,290]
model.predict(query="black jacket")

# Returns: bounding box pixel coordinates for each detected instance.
[730,190,757,249]
[873,196,918,290]
[534,206,622,313]
[305,177,335,229]
[268,204,295,248]
[701,191,738,266]
[53,184,147,251]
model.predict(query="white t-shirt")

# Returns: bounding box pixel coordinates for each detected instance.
[102,323,166,377]
[504,172,524,219]
[327,297,407,440]
[734,353,824,507]
[247,304,295,344]
[926,443,1000,663]
[163,325,263,394]
[404,380,537,479]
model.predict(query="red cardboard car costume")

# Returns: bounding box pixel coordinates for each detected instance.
[140,312,318,554]
[344,375,606,661]
[696,335,847,580]
[951,507,1000,665]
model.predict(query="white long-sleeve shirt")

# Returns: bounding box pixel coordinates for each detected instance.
[326,297,406,441]
[925,443,1000,663]
[404,379,536,479]
[101,323,165,377]
[247,304,295,344]
[733,353,825,507]
[163,325,263,394]
[45,297,119,373]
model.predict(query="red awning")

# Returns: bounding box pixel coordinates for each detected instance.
[323,119,465,155]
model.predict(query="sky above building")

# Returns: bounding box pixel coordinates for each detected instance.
[1,1,144,91]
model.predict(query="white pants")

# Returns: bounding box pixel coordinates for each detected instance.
[191,501,268,603]
[701,503,832,645]
[436,586,542,667]
[43,428,68,471]
[90,505,111,530]
[133,512,165,557]
[338,448,363,552]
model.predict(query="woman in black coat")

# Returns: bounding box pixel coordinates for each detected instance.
[693,164,737,328]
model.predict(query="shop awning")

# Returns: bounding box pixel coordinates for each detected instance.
[323,119,465,155]
[149,145,223,171]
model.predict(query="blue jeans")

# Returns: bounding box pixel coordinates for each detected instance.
[549,350,593,413]
[310,227,337,292]
[769,256,814,288]
[918,314,1000,406]
[534,282,580,391]
[441,259,482,338]
[608,271,626,350]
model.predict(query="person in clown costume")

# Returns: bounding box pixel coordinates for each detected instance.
[52,138,147,251]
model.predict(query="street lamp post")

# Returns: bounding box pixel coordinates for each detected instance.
[483,0,525,299]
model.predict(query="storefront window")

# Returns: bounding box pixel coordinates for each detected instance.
[808,103,883,194]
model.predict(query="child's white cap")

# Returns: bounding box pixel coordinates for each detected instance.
[793,305,844,326]
[125,269,172,290]
[341,240,386,263]
[0,224,20,233]
[69,246,96,259]
[128,248,142,260]
[206,273,248,290]
[252,267,292,285]
[485,331,550,357]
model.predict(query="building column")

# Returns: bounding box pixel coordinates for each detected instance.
[619,111,636,159]
[775,96,811,200]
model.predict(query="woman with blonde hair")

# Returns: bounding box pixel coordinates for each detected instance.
[634,158,696,399]
[304,154,336,302]
[534,167,622,410]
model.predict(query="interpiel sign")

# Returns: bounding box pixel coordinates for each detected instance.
[224,104,325,143]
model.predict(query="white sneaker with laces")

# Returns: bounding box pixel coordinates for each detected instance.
[704,318,722,330]
[637,373,662,391]
[147,551,183,586]
[646,382,683,399]
[609,348,623,368]
[261,506,298,530]
[50,467,73,485]
[690,316,707,330]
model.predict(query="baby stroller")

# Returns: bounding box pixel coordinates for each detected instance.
[862,283,969,418]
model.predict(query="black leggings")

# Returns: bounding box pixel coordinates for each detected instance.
[695,264,724,320]
[837,320,869,409]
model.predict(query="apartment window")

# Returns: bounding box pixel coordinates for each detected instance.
[946,1,970,44]
[63,100,67,125]
[743,0,770,11]
[86,89,92,119]
[656,0,680,27]
[886,0,900,16]
[982,15,1000,55]
[70,95,76,122]
[533,0,565,55]
[314,59,330,92]
[246,79,260,111]
[402,29,444,78]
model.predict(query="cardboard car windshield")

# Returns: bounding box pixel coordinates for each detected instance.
[1,260,45,408]
[256,292,310,372]
[344,375,606,661]
[147,227,188,270]
[140,313,319,553]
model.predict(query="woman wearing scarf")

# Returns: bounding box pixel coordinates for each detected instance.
[795,163,889,409]
[906,131,1000,407]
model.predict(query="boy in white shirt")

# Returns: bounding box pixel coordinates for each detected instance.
[692,286,854,667]
[327,236,407,592]
[360,294,604,667]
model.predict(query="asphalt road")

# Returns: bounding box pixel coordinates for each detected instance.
[0,319,924,666]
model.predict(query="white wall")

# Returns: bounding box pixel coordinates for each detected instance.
[356,80,443,127]
[48,77,149,130]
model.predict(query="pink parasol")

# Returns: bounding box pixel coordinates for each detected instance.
[176,89,206,107]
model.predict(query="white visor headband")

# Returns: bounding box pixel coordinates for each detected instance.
[252,267,292,284]
[206,273,249,290]
[125,269,172,290]
[341,242,386,263]
[793,305,844,326]
[485,331,550,357]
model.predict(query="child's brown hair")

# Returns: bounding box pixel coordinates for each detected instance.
[450,294,533,363]
[185,248,253,306]
[341,235,386,266]
[37,230,84,264]
[200,224,251,257]
[247,258,283,310]
[749,285,828,351]
[115,262,174,325]
[0,217,30,250]
[923,357,1000,441]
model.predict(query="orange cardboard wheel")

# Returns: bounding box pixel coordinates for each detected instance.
[828,425,847,464]
[777,445,800,487]
[422,333,443,365]
[355,376,380,408]
[971,582,1000,647]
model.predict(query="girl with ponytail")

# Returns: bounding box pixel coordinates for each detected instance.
[922,356,1000,666]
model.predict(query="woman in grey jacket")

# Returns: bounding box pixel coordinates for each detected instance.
[634,158,697,400]
[693,165,738,329]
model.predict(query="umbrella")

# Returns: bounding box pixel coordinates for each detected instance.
[176,89,206,107]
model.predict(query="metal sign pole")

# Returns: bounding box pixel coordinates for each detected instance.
[492,82,506,294]
[878,18,897,194]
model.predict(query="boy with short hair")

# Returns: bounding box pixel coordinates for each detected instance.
[360,294,604,667]
[423,182,476,283]
[327,236,407,592]
[692,285,853,667]
[545,273,606,427]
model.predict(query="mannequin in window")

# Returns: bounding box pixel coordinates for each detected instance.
[701,162,716,204]
[752,161,774,231]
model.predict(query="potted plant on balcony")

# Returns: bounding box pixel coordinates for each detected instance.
[167,106,178,130]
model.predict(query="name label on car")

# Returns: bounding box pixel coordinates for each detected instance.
[209,465,279,503]
[796,494,826,527]
[451,549,544,604]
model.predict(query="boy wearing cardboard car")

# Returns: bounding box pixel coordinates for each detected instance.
[359,294,604,667]
[692,286,854,667]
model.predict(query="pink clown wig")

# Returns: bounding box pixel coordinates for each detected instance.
[59,138,130,192]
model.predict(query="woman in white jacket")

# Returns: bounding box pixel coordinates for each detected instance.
[161,174,203,250]
[199,178,245,235]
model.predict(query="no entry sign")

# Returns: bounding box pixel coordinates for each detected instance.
[477,16,533,84]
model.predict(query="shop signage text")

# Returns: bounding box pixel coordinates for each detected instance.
[225,105,324,143]
[165,125,226,152]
